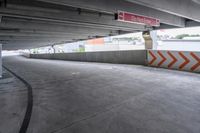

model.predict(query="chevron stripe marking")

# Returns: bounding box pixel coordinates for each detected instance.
[157,51,167,67]
[190,52,200,71]
[179,52,190,70]
[149,51,157,65]
[167,51,177,68]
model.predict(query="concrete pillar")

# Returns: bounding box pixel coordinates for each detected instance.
[52,45,56,53]
[150,30,158,50]
[142,31,153,49]
[142,30,158,50]
[0,44,2,78]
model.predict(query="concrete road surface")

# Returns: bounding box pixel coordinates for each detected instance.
[1,56,200,133]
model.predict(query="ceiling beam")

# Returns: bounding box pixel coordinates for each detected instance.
[36,0,186,27]
[185,20,200,27]
[125,0,200,24]
[0,29,115,38]
[0,2,147,31]
[0,17,133,35]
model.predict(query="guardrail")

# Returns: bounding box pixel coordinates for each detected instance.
[21,52,30,58]
[26,50,200,73]
[29,50,147,66]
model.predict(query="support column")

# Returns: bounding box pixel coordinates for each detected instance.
[142,30,158,50]
[0,44,2,78]
[52,45,56,53]
[0,16,2,78]
[150,30,158,50]
[143,31,153,49]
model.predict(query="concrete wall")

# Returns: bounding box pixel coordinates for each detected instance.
[30,50,147,65]
[21,53,30,58]
[85,45,145,52]
[148,50,200,73]
[157,40,200,51]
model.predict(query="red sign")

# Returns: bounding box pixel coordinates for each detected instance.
[117,11,160,27]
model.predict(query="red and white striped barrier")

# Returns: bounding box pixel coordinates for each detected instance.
[148,50,200,73]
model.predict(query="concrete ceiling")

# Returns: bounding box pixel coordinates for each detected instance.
[192,0,200,4]
[0,0,200,50]
[126,0,200,22]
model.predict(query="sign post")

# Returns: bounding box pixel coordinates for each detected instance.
[116,11,160,27]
